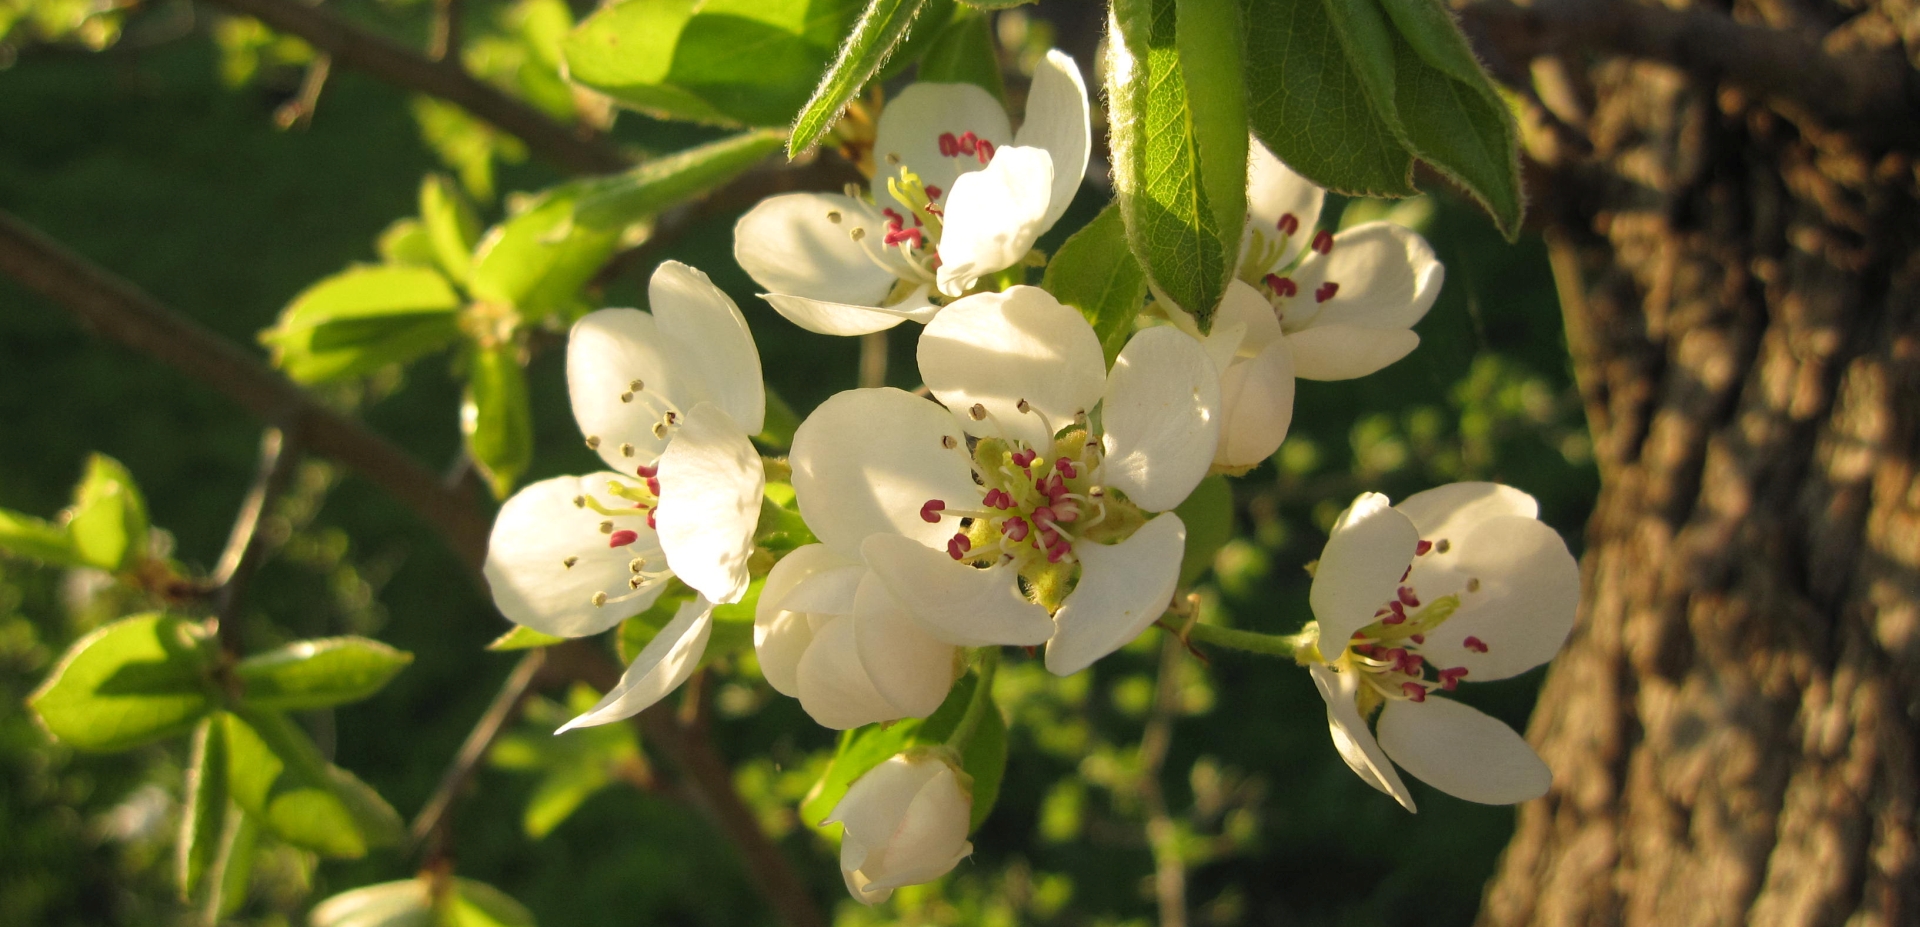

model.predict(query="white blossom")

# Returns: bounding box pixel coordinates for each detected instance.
[825,752,974,904]
[483,261,767,731]
[733,51,1091,336]
[1301,483,1579,810]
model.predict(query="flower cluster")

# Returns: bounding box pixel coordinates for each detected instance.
[477,55,1577,907]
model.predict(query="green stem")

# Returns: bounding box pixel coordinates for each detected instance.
[944,648,1000,751]
[1182,622,1314,661]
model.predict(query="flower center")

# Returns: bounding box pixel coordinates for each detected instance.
[568,470,673,608]
[1238,214,1341,328]
[1335,538,1484,708]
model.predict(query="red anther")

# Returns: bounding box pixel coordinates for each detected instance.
[1397,651,1425,674]
[884,227,924,248]
[1047,537,1072,563]
[1398,586,1421,608]
[1375,607,1391,617]
[1011,448,1037,468]
[976,139,995,164]
[938,132,959,156]
[1054,457,1078,479]
[982,488,1009,509]
[646,477,661,496]
[1046,473,1068,500]
[1277,213,1300,236]
[947,533,972,560]
[1384,600,1406,624]
[1003,516,1030,542]
[1024,645,1038,657]
[1410,634,1426,644]
[1312,230,1334,254]
[1463,636,1489,653]
[608,529,639,547]
[636,464,658,478]
[920,499,947,523]
[1315,281,1340,303]
[881,207,905,230]
[1032,506,1057,527]
[646,511,656,529]
[1053,502,1079,523]
[1437,667,1468,690]
[1401,682,1428,702]
[1264,274,1298,298]
[1415,539,1433,556]
[1038,526,1060,547]
[924,184,943,200]
[957,131,978,154]
[1400,565,1411,583]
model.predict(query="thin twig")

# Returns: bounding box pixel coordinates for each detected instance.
[858,330,888,388]
[211,426,302,652]
[272,54,332,130]
[1140,634,1188,927]
[427,0,462,63]
[410,648,547,857]
[197,0,629,174]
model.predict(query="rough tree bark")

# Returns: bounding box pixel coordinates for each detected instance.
[1472,2,1920,924]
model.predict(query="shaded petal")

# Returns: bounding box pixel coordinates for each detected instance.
[484,473,666,638]
[861,533,1055,647]
[1377,697,1551,805]
[1100,326,1222,512]
[1012,49,1091,230]
[936,146,1054,296]
[843,869,891,906]
[568,309,678,470]
[557,597,712,732]
[791,388,978,560]
[1045,512,1185,675]
[865,769,973,890]
[870,82,1013,207]
[1311,493,1419,650]
[654,403,763,605]
[1214,341,1296,469]
[852,571,959,718]
[1310,663,1414,811]
[1289,222,1443,333]
[1242,139,1325,273]
[762,286,939,337]
[1409,515,1579,681]
[1394,481,1539,538]
[1215,279,1284,356]
[734,193,901,307]
[797,615,906,729]
[1286,325,1420,381]
[755,544,854,697]
[649,261,765,435]
[919,286,1106,450]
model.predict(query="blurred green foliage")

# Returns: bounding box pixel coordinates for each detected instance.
[0,2,1594,925]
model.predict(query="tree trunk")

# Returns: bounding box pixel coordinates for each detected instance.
[1476,5,1920,925]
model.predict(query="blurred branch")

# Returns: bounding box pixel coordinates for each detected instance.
[1141,635,1188,927]
[411,648,547,858]
[0,208,493,569]
[427,0,461,62]
[1458,0,1920,148]
[211,426,302,651]
[195,0,630,174]
[272,54,332,130]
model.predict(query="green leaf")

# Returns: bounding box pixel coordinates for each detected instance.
[377,218,440,267]
[1041,202,1147,365]
[574,129,788,231]
[462,344,535,500]
[487,625,569,651]
[221,708,404,858]
[468,187,620,320]
[800,668,1005,831]
[260,265,464,383]
[178,716,229,901]
[444,879,539,927]
[420,173,482,286]
[28,613,213,752]
[916,7,1002,100]
[755,489,816,551]
[67,453,150,572]
[1172,474,1233,586]
[875,0,953,81]
[1375,0,1522,236]
[788,0,929,156]
[0,507,79,565]
[1107,0,1234,326]
[564,0,863,127]
[204,810,259,921]
[1241,0,1414,197]
[310,880,434,927]
[235,636,413,711]
[490,684,640,839]
[754,387,803,451]
[1177,0,1249,249]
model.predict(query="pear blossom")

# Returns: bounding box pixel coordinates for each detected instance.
[1301,482,1579,810]
[483,261,766,731]
[825,751,974,904]
[789,286,1219,704]
[733,51,1091,336]
[1184,141,1444,471]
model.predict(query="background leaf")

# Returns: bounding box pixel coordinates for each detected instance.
[178,715,229,901]
[1172,474,1233,587]
[575,130,788,231]
[0,508,79,565]
[487,625,568,651]
[916,6,1003,100]
[28,613,211,752]
[1041,202,1148,365]
[420,173,482,286]
[788,0,929,156]
[66,453,150,572]
[462,343,535,500]
[235,636,414,711]
[260,264,464,384]
[221,708,404,859]
[468,187,620,320]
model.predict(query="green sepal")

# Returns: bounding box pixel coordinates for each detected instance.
[27,612,214,752]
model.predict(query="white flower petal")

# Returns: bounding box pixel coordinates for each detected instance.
[1377,696,1551,805]
[755,544,854,697]
[1310,663,1415,811]
[935,146,1054,296]
[556,597,712,732]
[1215,279,1285,356]
[1393,481,1539,539]
[865,771,973,890]
[1289,222,1443,334]
[1214,341,1296,469]
[1012,49,1091,231]
[791,388,978,561]
[1243,139,1325,273]
[782,564,869,616]
[1311,493,1420,650]
[1286,324,1420,381]
[1099,326,1223,512]
[649,261,765,435]
[861,533,1055,647]
[852,571,959,718]
[762,286,939,337]
[1410,515,1579,681]
[484,473,667,638]
[654,403,763,605]
[843,869,891,906]
[734,193,901,308]
[918,286,1106,450]
[828,754,970,894]
[1045,512,1185,676]
[797,615,906,729]
[870,82,1013,207]
[568,309,678,470]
